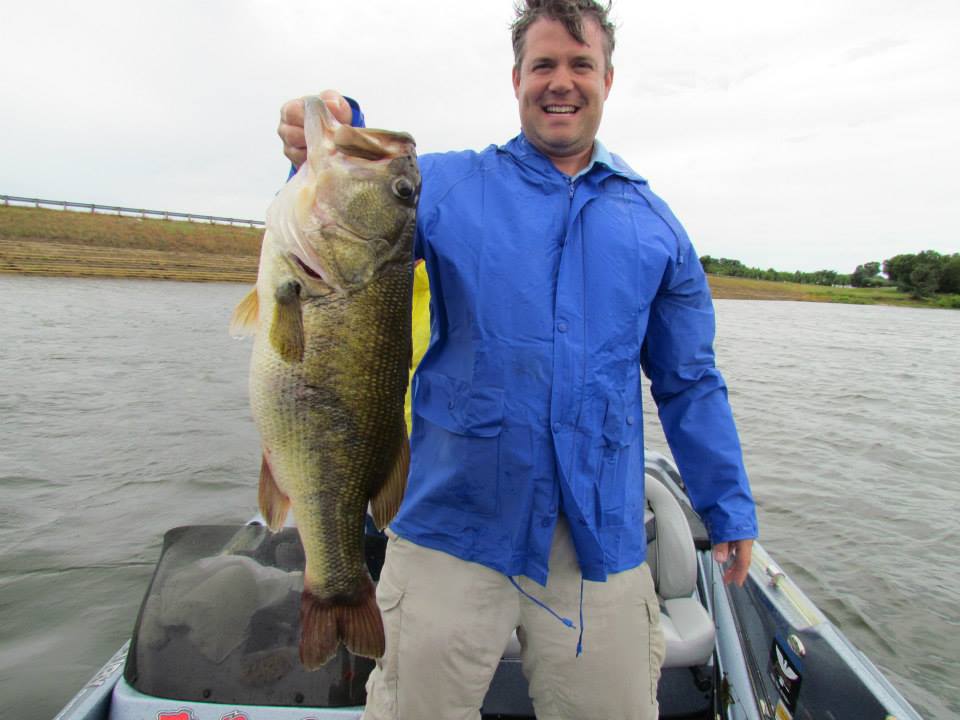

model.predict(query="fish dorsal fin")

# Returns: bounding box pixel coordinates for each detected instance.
[230,286,259,337]
[370,419,409,531]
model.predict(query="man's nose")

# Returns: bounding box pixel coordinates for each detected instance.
[547,66,574,93]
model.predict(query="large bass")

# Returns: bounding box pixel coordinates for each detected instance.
[231,96,418,669]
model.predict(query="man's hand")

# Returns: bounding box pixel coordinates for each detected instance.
[713,538,754,587]
[278,89,353,169]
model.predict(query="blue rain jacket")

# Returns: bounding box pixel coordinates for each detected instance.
[386,133,758,585]
[322,99,756,584]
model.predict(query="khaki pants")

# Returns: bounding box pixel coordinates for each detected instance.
[363,518,666,720]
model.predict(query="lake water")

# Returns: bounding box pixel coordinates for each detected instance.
[0,275,957,719]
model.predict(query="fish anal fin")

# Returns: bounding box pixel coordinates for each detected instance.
[258,455,290,531]
[269,281,304,363]
[299,574,384,669]
[229,286,259,337]
[370,420,409,531]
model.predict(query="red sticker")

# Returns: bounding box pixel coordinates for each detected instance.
[157,711,196,720]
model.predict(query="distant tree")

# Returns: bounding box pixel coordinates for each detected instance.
[884,251,947,294]
[808,269,839,286]
[908,263,941,299]
[938,255,960,294]
[883,253,919,287]
[851,261,881,287]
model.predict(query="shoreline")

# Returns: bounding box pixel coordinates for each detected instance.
[0,206,952,308]
[0,245,941,308]
[0,237,945,308]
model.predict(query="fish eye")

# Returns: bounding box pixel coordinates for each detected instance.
[392,177,415,200]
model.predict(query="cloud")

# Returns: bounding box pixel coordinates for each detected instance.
[1,0,957,272]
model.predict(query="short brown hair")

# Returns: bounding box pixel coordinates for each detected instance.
[511,0,616,71]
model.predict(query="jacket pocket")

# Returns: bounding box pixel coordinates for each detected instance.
[414,370,504,437]
[598,392,643,527]
[601,391,641,449]
[411,371,505,517]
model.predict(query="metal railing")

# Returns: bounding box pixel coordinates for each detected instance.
[1,194,264,228]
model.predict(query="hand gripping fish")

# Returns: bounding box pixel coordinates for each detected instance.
[231,96,419,669]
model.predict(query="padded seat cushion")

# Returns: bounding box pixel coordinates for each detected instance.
[659,597,716,668]
[646,473,716,668]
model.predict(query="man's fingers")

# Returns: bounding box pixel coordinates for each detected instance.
[715,539,754,587]
[319,89,352,124]
[278,123,306,150]
[278,97,307,167]
[280,97,305,127]
[278,91,351,169]
[278,123,307,167]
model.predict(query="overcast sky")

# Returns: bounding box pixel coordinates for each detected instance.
[2,0,958,272]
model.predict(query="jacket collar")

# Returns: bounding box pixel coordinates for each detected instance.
[500,132,646,185]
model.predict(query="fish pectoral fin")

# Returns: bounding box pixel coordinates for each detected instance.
[370,420,409,531]
[258,455,290,531]
[269,280,305,363]
[229,286,259,337]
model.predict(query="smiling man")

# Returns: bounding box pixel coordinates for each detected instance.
[277,2,758,719]
[511,6,613,174]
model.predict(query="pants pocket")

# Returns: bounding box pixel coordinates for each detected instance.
[365,552,406,719]
[644,597,666,701]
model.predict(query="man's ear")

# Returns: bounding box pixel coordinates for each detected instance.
[512,65,521,99]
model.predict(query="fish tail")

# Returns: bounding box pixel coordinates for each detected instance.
[299,574,384,669]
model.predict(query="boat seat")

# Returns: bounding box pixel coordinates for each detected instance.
[645,472,716,668]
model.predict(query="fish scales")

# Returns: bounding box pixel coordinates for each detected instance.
[232,96,418,669]
[251,265,411,594]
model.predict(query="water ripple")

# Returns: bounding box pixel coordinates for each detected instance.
[1,279,958,718]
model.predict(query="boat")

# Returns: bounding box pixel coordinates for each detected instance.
[54,450,922,720]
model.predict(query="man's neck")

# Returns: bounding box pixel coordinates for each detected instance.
[548,145,594,177]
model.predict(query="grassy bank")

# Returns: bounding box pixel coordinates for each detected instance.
[0,205,261,283]
[1,204,955,307]
[708,275,958,308]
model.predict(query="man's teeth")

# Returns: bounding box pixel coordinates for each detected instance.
[545,105,577,114]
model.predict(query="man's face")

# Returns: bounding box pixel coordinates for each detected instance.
[512,16,613,172]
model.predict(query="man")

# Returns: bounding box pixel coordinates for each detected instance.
[278,2,757,719]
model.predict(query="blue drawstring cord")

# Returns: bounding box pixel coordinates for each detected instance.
[576,577,584,657]
[509,576,586,657]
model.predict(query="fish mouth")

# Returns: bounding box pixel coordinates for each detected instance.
[293,254,325,281]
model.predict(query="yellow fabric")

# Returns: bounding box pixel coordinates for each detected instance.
[405,260,431,435]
